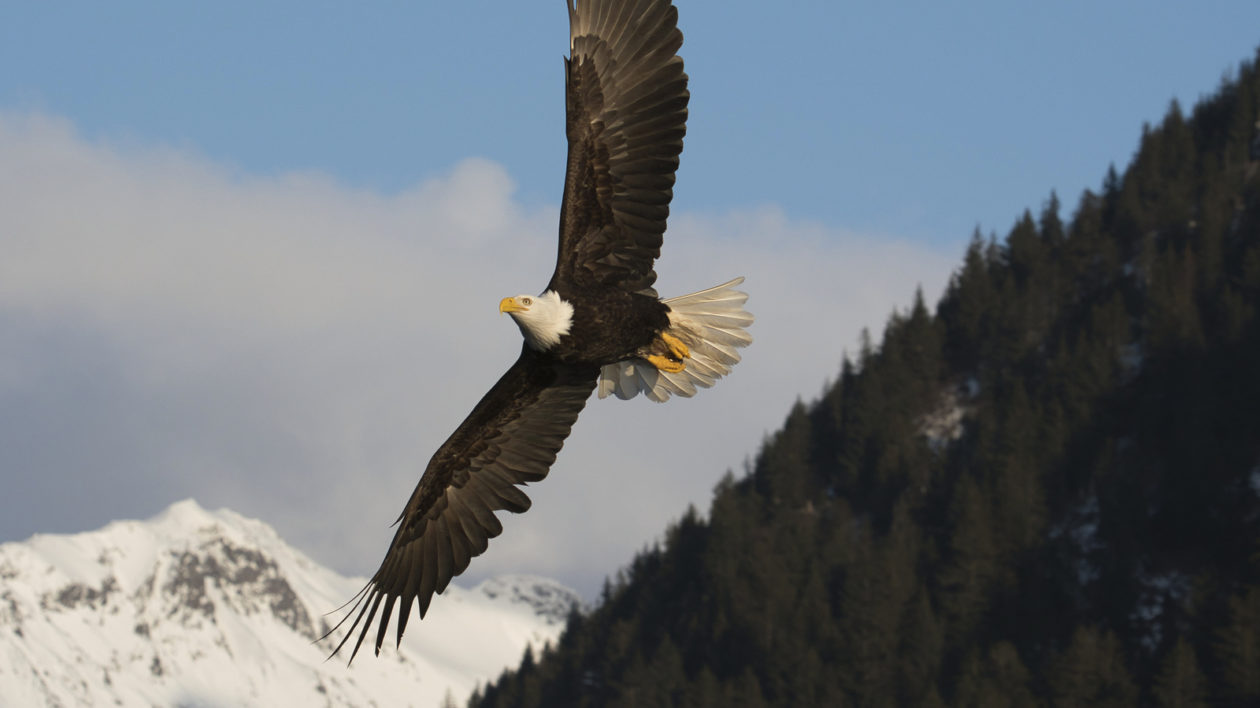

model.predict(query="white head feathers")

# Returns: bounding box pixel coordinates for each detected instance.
[500,290,574,351]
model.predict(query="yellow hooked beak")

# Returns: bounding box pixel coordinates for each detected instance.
[499,297,527,314]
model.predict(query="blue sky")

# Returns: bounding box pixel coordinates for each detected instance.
[6,1,1259,244]
[2,1,1258,601]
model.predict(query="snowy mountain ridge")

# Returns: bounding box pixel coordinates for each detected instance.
[0,499,578,707]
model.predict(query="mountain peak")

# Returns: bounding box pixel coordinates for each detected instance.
[474,574,582,624]
[1,503,576,706]
[150,497,213,525]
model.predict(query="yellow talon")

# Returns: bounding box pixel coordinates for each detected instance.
[660,332,690,360]
[647,353,686,373]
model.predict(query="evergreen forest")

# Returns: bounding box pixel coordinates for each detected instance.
[471,49,1260,707]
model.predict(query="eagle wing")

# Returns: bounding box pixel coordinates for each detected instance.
[548,0,689,297]
[328,347,598,661]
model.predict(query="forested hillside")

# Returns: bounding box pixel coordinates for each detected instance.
[471,50,1260,707]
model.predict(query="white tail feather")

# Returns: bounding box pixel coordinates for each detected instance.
[598,277,753,402]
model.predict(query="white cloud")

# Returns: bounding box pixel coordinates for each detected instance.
[0,112,957,600]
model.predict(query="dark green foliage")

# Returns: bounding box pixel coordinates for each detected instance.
[1214,586,1260,705]
[471,49,1260,707]
[954,642,1040,708]
[1153,637,1208,708]
[1049,627,1138,707]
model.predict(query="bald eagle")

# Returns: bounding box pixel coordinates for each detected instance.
[329,0,752,661]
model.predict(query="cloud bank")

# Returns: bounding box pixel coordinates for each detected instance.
[0,112,956,599]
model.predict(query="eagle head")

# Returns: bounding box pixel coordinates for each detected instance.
[499,290,574,351]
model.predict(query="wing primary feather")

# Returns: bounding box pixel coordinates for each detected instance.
[395,593,414,649]
[394,544,421,645]
[461,479,504,537]
[599,1,635,52]
[323,579,371,623]
[493,483,533,513]
[374,593,398,656]
[329,587,382,664]
[418,531,438,617]
[444,514,472,576]
[434,517,454,594]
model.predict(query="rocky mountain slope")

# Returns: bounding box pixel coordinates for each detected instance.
[0,499,577,706]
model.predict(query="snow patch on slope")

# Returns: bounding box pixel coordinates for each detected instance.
[919,380,976,453]
[0,499,577,707]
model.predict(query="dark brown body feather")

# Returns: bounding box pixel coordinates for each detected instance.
[329,0,688,661]
[552,288,671,365]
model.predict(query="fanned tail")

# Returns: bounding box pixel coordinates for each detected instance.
[598,277,753,402]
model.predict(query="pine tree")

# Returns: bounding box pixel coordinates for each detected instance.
[953,642,1040,708]
[986,382,1047,555]
[1152,637,1208,708]
[939,229,998,371]
[1215,586,1260,705]
[897,586,945,705]
[1049,626,1138,707]
[939,474,999,642]
[1145,244,1205,352]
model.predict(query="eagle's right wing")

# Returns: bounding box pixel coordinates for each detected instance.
[326,347,597,662]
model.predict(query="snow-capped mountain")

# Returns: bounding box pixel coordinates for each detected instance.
[0,500,579,707]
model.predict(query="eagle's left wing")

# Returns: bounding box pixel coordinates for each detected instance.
[549,0,689,297]
[327,347,597,662]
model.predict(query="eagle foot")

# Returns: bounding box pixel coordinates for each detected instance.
[647,353,687,373]
[659,331,690,360]
[644,331,689,373]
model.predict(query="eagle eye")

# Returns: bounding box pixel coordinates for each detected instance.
[522,297,533,306]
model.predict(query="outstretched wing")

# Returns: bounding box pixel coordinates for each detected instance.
[549,0,689,297]
[328,347,597,662]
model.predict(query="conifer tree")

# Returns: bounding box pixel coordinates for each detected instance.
[953,642,1040,708]
[1215,586,1260,705]
[1049,627,1137,707]
[940,474,999,642]
[1152,637,1208,708]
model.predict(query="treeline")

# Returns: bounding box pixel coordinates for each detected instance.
[471,49,1260,707]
